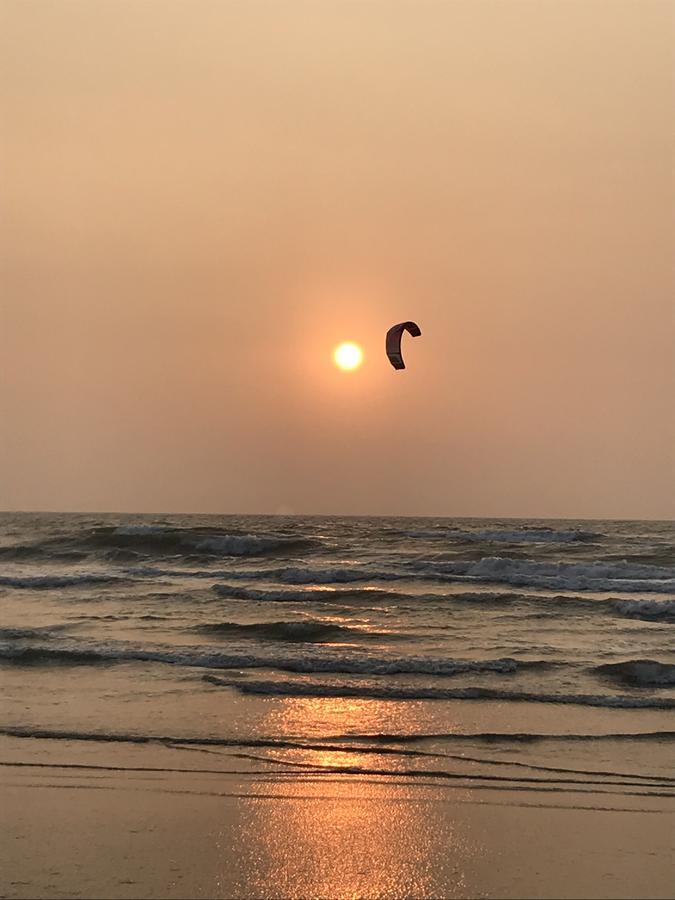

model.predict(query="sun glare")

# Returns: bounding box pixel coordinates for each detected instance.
[334,342,364,371]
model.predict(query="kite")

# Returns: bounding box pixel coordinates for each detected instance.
[386,321,421,370]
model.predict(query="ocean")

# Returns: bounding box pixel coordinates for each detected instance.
[1,512,674,810]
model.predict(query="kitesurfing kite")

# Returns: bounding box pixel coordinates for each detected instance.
[386,321,421,370]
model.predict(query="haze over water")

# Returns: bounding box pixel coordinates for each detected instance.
[2,0,673,520]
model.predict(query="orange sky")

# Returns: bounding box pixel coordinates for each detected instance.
[1,0,673,518]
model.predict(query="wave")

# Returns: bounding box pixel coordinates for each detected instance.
[594,660,675,688]
[209,583,675,628]
[0,524,323,565]
[1,724,672,748]
[611,599,675,623]
[405,556,675,593]
[193,620,391,643]
[190,566,404,586]
[202,558,675,594]
[3,753,671,797]
[0,645,114,665]
[0,573,129,589]
[0,625,71,640]
[209,582,601,616]
[342,730,675,745]
[90,525,322,558]
[0,636,526,678]
[211,583,407,602]
[124,557,675,595]
[210,582,587,611]
[271,566,402,584]
[406,528,601,544]
[0,544,86,563]
[205,675,675,709]
[121,565,397,585]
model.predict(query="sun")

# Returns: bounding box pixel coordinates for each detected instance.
[333,342,364,371]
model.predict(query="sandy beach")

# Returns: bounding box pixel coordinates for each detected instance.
[2,715,673,900]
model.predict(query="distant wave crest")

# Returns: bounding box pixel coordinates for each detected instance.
[405,527,601,544]
[97,525,322,558]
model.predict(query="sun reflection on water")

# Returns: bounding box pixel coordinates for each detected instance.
[228,696,477,899]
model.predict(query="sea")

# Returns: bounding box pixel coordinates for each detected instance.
[1,512,674,809]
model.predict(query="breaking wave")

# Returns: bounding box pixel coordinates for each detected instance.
[594,660,675,688]
[91,525,322,558]
[611,599,675,623]
[0,524,324,565]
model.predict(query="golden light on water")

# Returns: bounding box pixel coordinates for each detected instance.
[333,342,364,371]
[231,695,476,899]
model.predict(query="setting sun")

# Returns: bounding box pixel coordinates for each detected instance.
[333,342,364,371]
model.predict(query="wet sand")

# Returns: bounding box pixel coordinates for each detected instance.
[1,736,672,900]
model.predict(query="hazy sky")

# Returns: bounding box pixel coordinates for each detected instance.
[1,0,673,518]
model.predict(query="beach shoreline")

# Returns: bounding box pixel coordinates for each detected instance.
[2,730,673,900]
